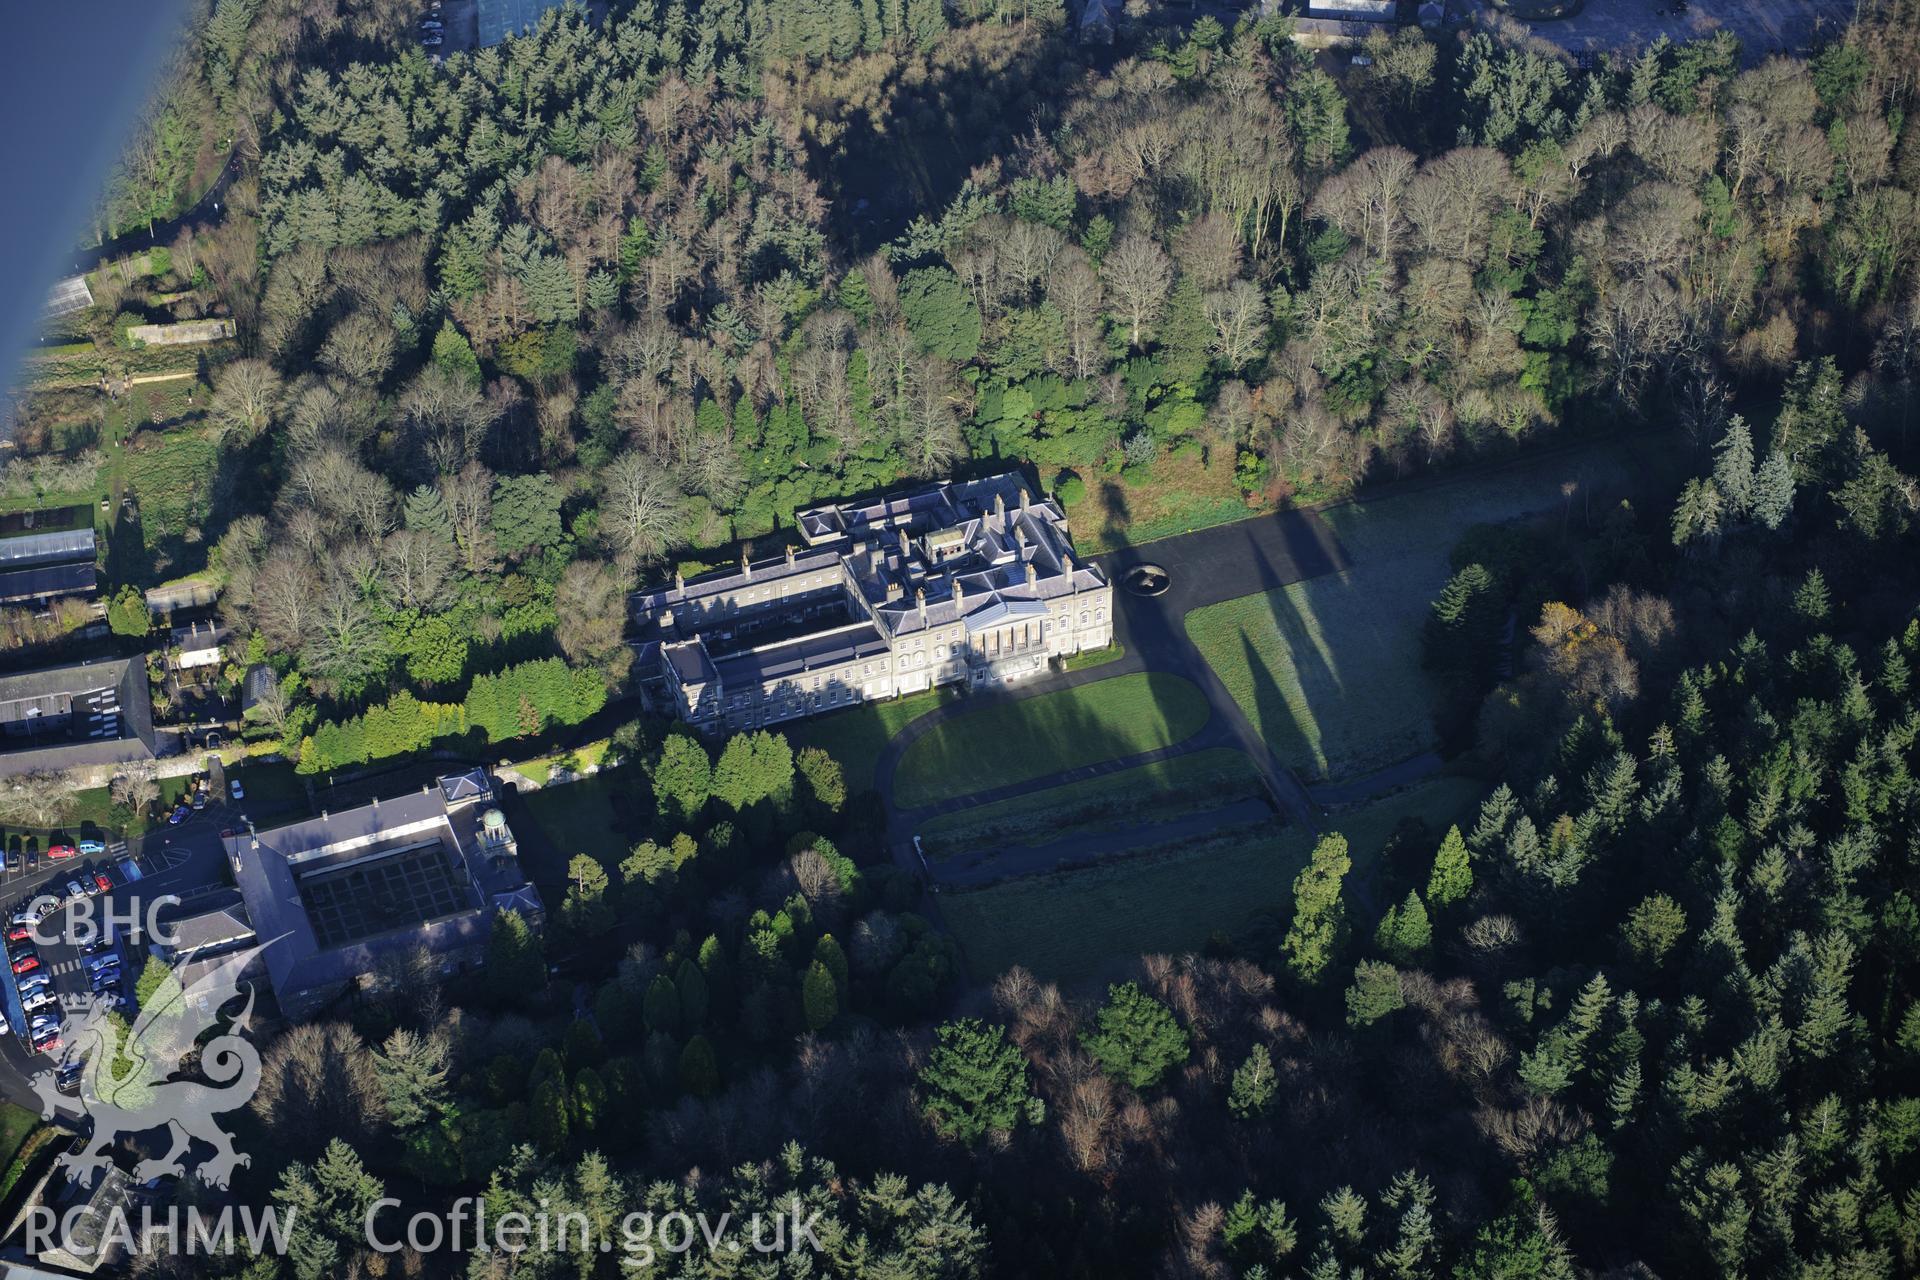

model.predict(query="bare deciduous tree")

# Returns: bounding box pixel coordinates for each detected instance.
[1103,234,1172,350]
[209,359,286,442]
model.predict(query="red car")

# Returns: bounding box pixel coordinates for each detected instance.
[91,872,112,895]
[10,955,39,975]
[32,1036,61,1056]
[46,845,77,861]
[5,925,29,943]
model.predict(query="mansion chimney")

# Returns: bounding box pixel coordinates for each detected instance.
[916,588,927,625]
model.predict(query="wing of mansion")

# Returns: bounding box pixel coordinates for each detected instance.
[632,473,1114,732]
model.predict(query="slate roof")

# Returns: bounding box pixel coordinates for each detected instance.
[0,657,158,776]
[711,621,891,686]
[224,772,531,1014]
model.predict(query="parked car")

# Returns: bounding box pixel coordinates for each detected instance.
[229,778,245,801]
[85,955,120,975]
[77,840,105,856]
[65,879,84,902]
[3,850,18,873]
[5,924,29,943]
[420,19,443,28]
[23,993,57,1015]
[421,34,443,45]
[33,1035,63,1056]
[25,849,37,872]
[17,972,51,994]
[89,872,111,895]
[82,934,112,956]
[55,1058,83,1092]
[11,955,40,975]
[47,844,77,860]
[167,804,190,825]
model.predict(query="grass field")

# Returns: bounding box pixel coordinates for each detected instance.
[522,771,625,863]
[0,1104,53,1207]
[784,686,955,795]
[0,1104,38,1163]
[1060,642,1123,673]
[1186,448,1638,781]
[894,672,1211,809]
[940,775,1486,984]
[916,747,1263,859]
[1064,448,1257,554]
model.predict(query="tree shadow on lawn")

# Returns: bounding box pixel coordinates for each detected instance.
[1240,522,1347,781]
[895,669,1208,812]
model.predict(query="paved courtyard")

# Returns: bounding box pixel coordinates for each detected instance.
[1486,0,1855,60]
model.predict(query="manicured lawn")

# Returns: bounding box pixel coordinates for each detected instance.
[783,686,955,795]
[940,775,1485,985]
[894,672,1211,809]
[1187,446,1638,782]
[1059,642,1123,673]
[916,747,1263,859]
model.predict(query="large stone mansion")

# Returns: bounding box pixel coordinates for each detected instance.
[631,474,1114,733]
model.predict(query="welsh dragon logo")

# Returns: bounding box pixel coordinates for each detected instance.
[28,948,262,1189]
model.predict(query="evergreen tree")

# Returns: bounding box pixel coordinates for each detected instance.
[1428,825,1473,906]
[801,959,839,1031]
[1082,982,1191,1090]
[919,1018,1036,1145]
[653,733,712,825]
[678,1035,720,1096]
[1374,890,1431,964]
[1345,960,1405,1027]
[1227,1043,1278,1120]
[1284,834,1351,985]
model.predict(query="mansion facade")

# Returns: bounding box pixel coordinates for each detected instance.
[632,474,1114,732]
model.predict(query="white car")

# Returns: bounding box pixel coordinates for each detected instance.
[23,993,57,1014]
[229,778,245,801]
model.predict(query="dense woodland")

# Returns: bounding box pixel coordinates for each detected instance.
[20,0,1920,1274]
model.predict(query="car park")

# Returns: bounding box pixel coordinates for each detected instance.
[11,955,39,975]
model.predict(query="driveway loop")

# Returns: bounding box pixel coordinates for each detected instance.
[1122,564,1171,597]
